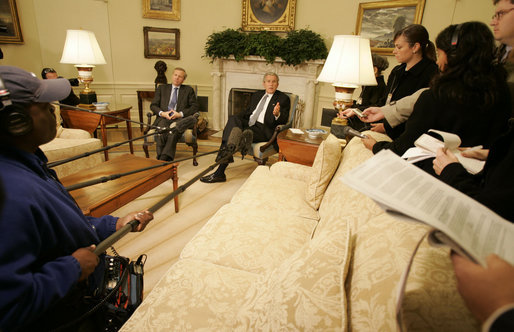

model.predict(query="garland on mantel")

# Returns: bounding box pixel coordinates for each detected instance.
[204,29,328,66]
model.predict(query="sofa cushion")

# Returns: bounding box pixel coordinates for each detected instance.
[180,202,318,275]
[120,259,259,331]
[270,161,311,182]
[233,215,351,331]
[40,137,103,178]
[306,134,342,210]
[317,131,390,234]
[346,212,477,331]
[230,166,319,220]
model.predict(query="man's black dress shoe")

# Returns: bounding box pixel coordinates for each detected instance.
[200,173,226,183]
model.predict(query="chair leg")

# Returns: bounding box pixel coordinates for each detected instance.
[143,143,150,158]
[192,143,198,166]
[253,157,268,165]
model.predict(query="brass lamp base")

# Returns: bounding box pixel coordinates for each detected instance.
[79,91,97,105]
[332,86,357,111]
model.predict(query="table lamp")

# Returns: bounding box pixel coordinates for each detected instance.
[317,35,377,115]
[60,29,106,109]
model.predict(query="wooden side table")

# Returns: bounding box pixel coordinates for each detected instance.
[98,105,133,161]
[62,105,134,161]
[277,129,328,166]
[137,90,155,132]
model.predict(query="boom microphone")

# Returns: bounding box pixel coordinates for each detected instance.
[342,126,368,139]
[226,127,243,153]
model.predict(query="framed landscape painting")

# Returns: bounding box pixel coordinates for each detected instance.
[0,0,23,44]
[242,0,296,32]
[355,0,426,55]
[143,27,180,59]
[143,0,180,20]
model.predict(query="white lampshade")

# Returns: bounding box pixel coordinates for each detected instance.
[317,35,377,88]
[60,29,106,65]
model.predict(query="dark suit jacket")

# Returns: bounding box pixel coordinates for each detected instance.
[241,89,290,139]
[150,84,198,125]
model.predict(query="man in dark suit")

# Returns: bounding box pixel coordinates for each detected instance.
[150,67,198,161]
[201,72,290,183]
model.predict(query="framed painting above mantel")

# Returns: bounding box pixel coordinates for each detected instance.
[142,0,180,21]
[242,0,296,32]
[0,0,23,44]
[355,0,426,55]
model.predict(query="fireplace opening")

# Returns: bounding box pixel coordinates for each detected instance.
[227,87,259,116]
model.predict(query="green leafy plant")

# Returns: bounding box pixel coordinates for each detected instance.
[280,29,328,66]
[204,29,248,61]
[245,31,282,64]
[204,28,327,66]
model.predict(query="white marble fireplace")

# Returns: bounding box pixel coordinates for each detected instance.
[210,56,324,130]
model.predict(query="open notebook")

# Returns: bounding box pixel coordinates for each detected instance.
[401,129,485,174]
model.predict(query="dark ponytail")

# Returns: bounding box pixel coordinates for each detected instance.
[394,24,436,62]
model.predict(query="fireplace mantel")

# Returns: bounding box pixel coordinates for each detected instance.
[210,56,324,130]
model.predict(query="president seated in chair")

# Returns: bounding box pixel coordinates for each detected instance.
[150,67,198,161]
[201,72,290,183]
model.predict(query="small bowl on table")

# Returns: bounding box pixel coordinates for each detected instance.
[93,102,109,111]
[305,128,327,140]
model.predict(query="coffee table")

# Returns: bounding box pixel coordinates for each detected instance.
[277,129,328,166]
[60,154,178,217]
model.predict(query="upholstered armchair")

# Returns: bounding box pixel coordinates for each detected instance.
[141,86,199,166]
[227,88,299,165]
[249,92,299,165]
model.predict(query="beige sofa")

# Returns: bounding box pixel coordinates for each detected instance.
[40,105,103,178]
[121,132,478,331]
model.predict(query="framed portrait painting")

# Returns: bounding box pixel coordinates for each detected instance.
[242,0,296,32]
[0,0,23,44]
[143,27,180,59]
[142,0,180,21]
[355,0,426,55]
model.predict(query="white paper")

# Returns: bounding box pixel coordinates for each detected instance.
[289,128,303,134]
[401,129,485,174]
[340,149,514,266]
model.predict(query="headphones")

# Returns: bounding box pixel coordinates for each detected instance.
[450,23,463,54]
[0,76,33,136]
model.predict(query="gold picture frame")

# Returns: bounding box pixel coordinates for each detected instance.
[142,0,180,21]
[242,0,296,32]
[355,0,426,55]
[0,0,23,44]
[144,27,180,59]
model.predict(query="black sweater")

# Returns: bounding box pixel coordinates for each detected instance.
[439,125,514,222]
[373,88,511,169]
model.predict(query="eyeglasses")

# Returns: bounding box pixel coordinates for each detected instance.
[492,7,514,20]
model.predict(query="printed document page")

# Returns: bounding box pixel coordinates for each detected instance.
[341,149,514,266]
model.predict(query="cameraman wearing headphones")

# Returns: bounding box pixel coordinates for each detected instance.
[0,66,153,332]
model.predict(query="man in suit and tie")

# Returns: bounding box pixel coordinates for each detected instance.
[201,72,290,183]
[150,67,198,161]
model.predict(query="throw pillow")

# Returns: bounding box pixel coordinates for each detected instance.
[306,134,342,209]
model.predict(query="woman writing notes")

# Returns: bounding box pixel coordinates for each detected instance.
[362,22,511,176]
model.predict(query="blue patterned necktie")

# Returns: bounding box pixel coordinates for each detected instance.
[249,94,268,126]
[168,87,178,110]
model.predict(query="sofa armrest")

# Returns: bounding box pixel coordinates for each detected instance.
[58,128,93,139]
[270,161,311,182]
